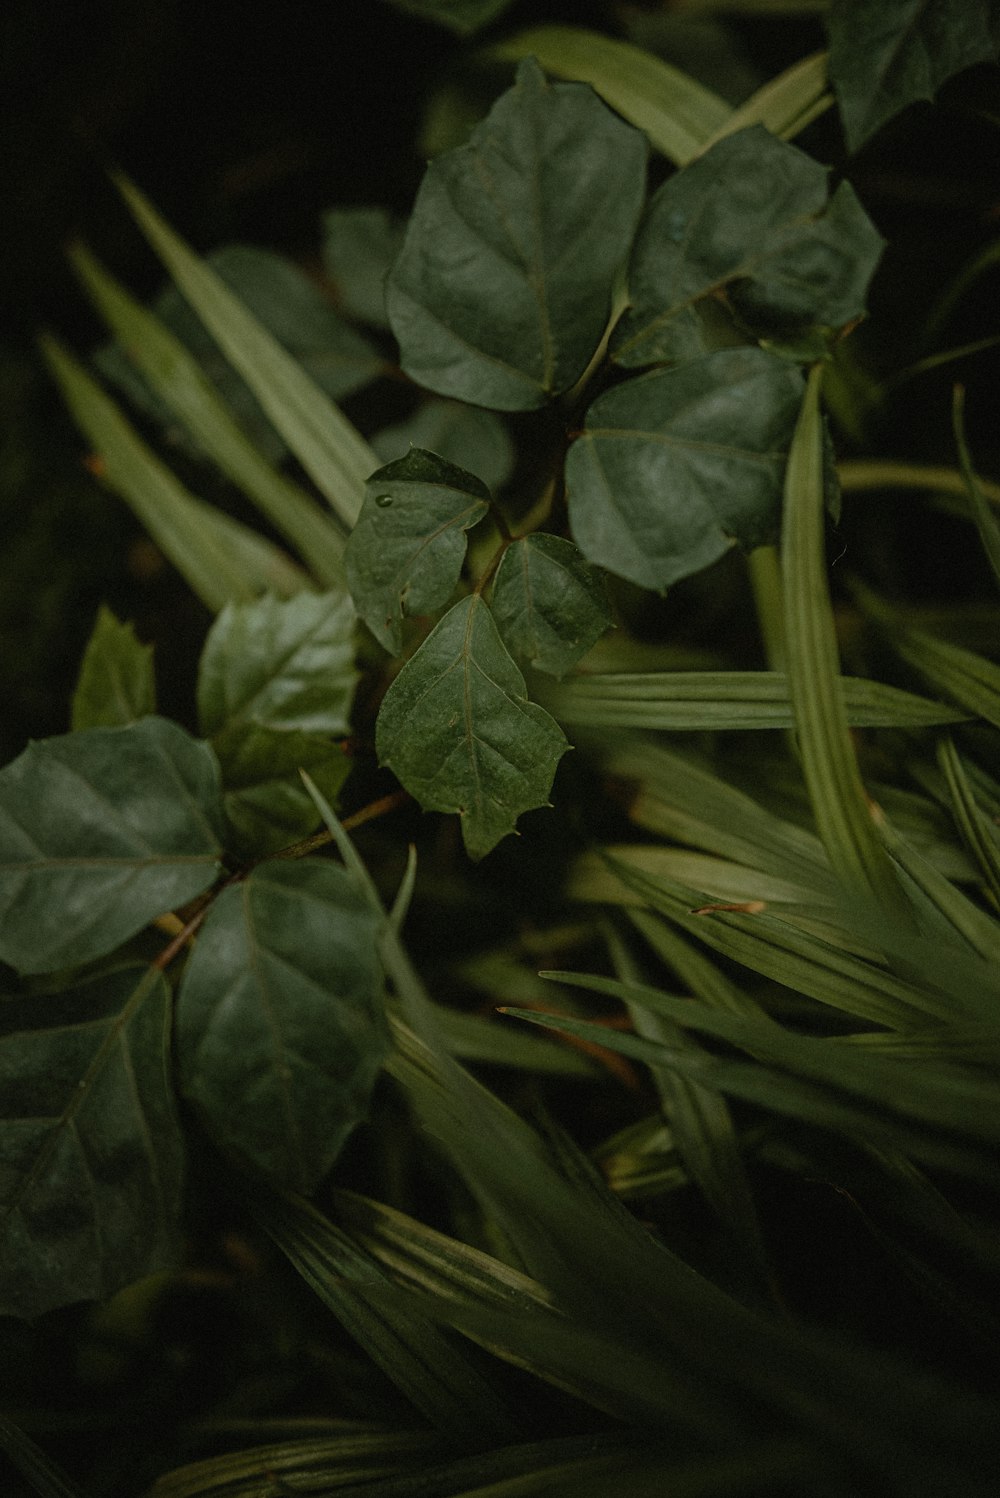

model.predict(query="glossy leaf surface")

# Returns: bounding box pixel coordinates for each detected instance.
[176,859,387,1191]
[71,606,156,731]
[211,724,351,858]
[345,448,490,653]
[613,126,884,368]
[376,595,568,858]
[0,718,223,975]
[827,0,1000,152]
[566,349,803,591]
[386,59,647,410]
[0,964,184,1317]
[197,591,357,739]
[490,534,612,678]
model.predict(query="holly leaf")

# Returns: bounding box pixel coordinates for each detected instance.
[827,0,1000,153]
[372,400,515,493]
[376,595,569,858]
[71,605,156,730]
[612,125,884,368]
[386,58,647,410]
[0,718,224,975]
[212,723,352,858]
[197,590,357,739]
[490,535,613,678]
[345,448,491,653]
[176,859,388,1193]
[566,349,803,592]
[0,964,185,1318]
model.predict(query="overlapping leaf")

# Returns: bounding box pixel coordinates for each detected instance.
[322,206,405,330]
[612,126,884,368]
[386,59,647,410]
[827,0,1000,152]
[0,964,185,1317]
[376,595,569,858]
[490,534,612,677]
[566,348,803,591]
[176,859,388,1191]
[371,400,515,493]
[211,724,351,857]
[71,606,156,731]
[345,449,490,653]
[0,717,224,975]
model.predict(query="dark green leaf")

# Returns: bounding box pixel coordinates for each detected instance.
[0,964,184,1317]
[612,125,884,368]
[345,449,491,653]
[322,207,405,330]
[827,0,1000,153]
[98,245,384,468]
[379,0,517,35]
[197,590,357,739]
[176,859,388,1191]
[71,605,156,731]
[211,724,351,858]
[375,596,569,859]
[566,349,803,590]
[490,535,612,678]
[372,400,515,493]
[0,718,223,975]
[386,59,647,410]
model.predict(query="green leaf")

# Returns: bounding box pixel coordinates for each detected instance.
[826,0,1000,153]
[0,964,184,1317]
[176,859,388,1192]
[0,1414,88,1498]
[197,590,357,739]
[211,724,352,858]
[953,383,1000,590]
[380,0,516,34]
[386,58,647,411]
[40,333,308,610]
[0,718,223,975]
[372,399,515,493]
[73,243,349,590]
[702,51,834,149]
[115,175,378,531]
[345,448,491,654]
[375,596,569,859]
[322,206,405,330]
[492,26,731,164]
[612,126,884,368]
[71,605,156,731]
[566,349,803,591]
[490,535,612,678]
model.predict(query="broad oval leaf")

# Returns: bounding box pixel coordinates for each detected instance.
[322,206,405,330]
[176,859,388,1192]
[345,448,491,653]
[0,717,224,975]
[827,0,1000,153]
[371,400,515,493]
[0,963,185,1317]
[375,595,569,859]
[386,58,648,411]
[71,605,156,731]
[197,590,357,739]
[612,125,884,368]
[212,723,352,858]
[490,534,613,678]
[566,349,803,591]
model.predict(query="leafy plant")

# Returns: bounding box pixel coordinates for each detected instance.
[4,3,1000,1495]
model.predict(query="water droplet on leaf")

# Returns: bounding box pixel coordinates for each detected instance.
[375,493,394,508]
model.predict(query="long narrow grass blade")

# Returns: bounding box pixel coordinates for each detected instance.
[69,242,347,587]
[952,383,1000,588]
[40,333,305,609]
[115,175,377,529]
[782,364,905,909]
[937,736,1000,905]
[490,27,730,164]
[701,51,833,150]
[250,1186,521,1446]
[838,458,1000,510]
[551,670,967,731]
[0,1414,86,1498]
[892,628,1000,730]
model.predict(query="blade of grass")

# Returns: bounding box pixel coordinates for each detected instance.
[838,458,1000,510]
[147,1428,442,1498]
[701,51,833,150]
[937,736,1000,906]
[490,26,730,164]
[40,333,305,609]
[68,242,348,588]
[0,1415,87,1498]
[115,174,377,530]
[952,383,1000,589]
[782,363,907,910]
